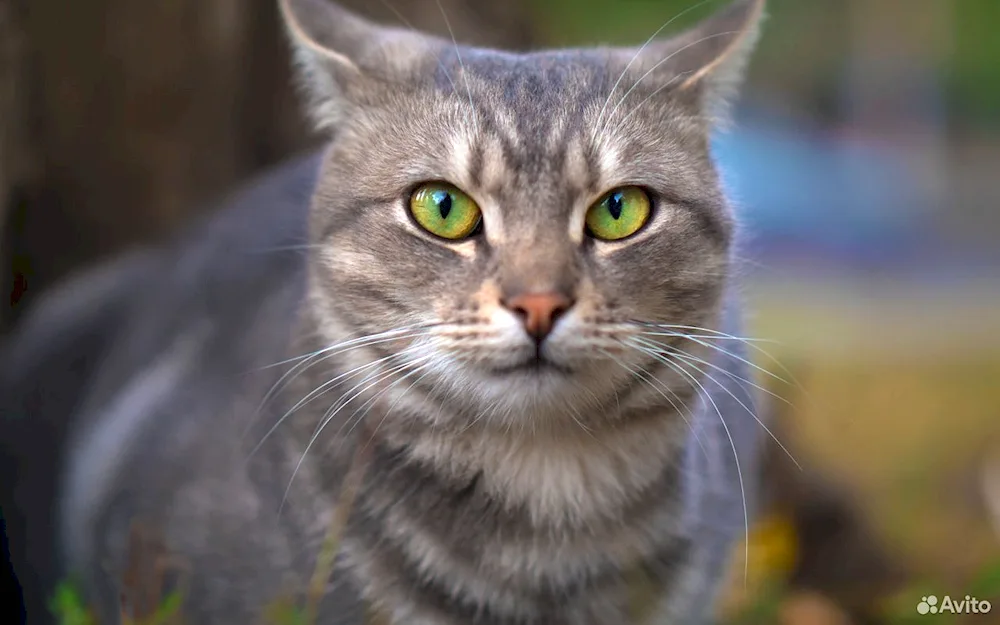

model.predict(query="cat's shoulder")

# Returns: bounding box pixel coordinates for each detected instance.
[2,148,324,385]
[0,149,327,624]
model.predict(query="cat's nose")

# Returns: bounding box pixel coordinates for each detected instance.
[504,292,574,342]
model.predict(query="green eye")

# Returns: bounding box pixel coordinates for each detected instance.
[585,186,652,241]
[409,183,482,240]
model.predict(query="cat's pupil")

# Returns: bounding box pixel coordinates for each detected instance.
[607,193,624,220]
[434,191,453,219]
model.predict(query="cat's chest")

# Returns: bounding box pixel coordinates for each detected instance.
[325,421,695,622]
[396,417,689,527]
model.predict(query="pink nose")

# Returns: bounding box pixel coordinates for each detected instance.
[504,292,573,341]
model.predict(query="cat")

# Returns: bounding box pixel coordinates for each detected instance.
[0,0,769,623]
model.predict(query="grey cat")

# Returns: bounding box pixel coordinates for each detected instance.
[0,0,769,623]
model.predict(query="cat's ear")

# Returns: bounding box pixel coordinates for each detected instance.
[279,0,441,130]
[627,0,766,124]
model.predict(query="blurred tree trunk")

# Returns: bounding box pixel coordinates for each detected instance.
[0,0,33,330]
[1,0,535,330]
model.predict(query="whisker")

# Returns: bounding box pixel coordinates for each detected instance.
[248,354,389,460]
[599,347,693,421]
[632,334,793,408]
[376,0,470,130]
[633,323,816,409]
[637,331,778,345]
[613,70,694,131]
[598,347,708,460]
[263,330,428,401]
[594,0,715,135]
[249,243,323,254]
[311,348,428,441]
[631,337,801,471]
[603,31,740,137]
[459,397,502,435]
[632,323,771,344]
[731,253,780,273]
[633,324,792,386]
[629,341,750,586]
[244,327,434,440]
[565,401,597,440]
[434,0,478,134]
[636,320,776,341]
[280,356,432,513]
[255,326,433,371]
[340,361,435,440]
[365,364,438,447]
[287,359,428,508]
[306,357,401,445]
[247,345,423,460]
[568,379,606,415]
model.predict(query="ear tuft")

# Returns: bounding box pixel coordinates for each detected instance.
[279,0,366,130]
[677,0,767,91]
[631,0,767,126]
[278,0,441,131]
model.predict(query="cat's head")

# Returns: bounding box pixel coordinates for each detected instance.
[281,0,764,428]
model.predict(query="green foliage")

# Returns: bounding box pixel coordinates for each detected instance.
[950,0,1000,124]
[47,554,1000,625]
[49,579,308,625]
[263,598,311,625]
[49,582,96,625]
[725,581,785,624]
[968,558,1000,599]
[146,591,183,625]
[50,582,183,625]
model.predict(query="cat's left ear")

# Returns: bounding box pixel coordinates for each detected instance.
[626,0,766,124]
[279,0,442,131]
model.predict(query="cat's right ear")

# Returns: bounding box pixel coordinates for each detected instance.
[279,0,439,131]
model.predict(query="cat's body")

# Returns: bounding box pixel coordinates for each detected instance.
[2,1,768,623]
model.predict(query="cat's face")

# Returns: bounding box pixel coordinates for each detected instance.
[285,0,763,427]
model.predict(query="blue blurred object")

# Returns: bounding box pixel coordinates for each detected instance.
[713,105,939,270]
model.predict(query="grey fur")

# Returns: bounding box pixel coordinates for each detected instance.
[1,1,768,623]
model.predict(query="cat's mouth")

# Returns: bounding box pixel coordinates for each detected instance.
[489,356,573,376]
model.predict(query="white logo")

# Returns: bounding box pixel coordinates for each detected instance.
[917,595,992,616]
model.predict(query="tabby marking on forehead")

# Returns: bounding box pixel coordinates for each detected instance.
[564,136,592,244]
[490,101,522,153]
[543,105,571,155]
[476,135,511,242]
[447,132,473,188]
[595,137,622,188]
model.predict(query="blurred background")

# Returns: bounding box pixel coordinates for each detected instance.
[2,0,999,623]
